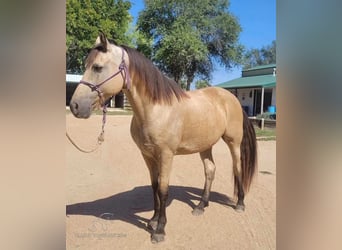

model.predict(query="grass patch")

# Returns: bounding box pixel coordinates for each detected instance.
[254,127,276,140]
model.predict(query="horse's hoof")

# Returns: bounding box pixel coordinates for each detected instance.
[235,204,245,212]
[192,207,205,216]
[147,220,158,231]
[151,233,165,243]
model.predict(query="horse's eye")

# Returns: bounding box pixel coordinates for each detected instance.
[92,64,103,73]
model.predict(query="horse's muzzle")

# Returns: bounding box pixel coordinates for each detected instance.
[69,99,92,119]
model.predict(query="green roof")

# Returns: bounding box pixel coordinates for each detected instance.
[215,74,276,89]
[242,63,276,72]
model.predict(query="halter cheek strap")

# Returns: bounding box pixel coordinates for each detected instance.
[79,47,130,101]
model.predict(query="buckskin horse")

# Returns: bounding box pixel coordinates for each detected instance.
[69,32,257,243]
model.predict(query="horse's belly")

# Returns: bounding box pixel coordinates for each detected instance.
[175,134,221,155]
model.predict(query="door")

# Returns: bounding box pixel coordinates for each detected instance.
[253,88,272,115]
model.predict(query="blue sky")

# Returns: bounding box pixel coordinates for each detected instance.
[129,0,276,86]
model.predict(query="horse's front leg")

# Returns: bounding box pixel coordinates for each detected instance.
[141,154,160,231]
[151,150,173,243]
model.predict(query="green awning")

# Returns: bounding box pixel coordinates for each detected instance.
[215,74,276,89]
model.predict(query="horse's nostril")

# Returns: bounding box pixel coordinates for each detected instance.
[70,101,79,115]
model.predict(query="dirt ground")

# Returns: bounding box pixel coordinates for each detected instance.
[66,114,276,250]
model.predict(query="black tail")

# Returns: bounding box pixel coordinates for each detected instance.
[235,111,257,195]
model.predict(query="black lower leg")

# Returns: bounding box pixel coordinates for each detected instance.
[192,184,210,215]
[148,181,160,231]
[235,176,245,211]
[151,190,168,243]
[197,199,209,209]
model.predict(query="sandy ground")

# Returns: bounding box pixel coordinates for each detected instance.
[66,114,276,250]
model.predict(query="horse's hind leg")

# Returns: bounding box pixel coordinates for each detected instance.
[223,137,245,212]
[192,147,216,216]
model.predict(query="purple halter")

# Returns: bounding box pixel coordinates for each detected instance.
[79,47,130,101]
[78,47,130,144]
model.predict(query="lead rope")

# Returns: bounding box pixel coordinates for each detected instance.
[98,104,107,143]
[66,103,108,153]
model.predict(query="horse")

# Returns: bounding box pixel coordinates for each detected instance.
[69,32,257,243]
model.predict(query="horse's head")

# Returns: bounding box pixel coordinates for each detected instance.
[70,32,129,118]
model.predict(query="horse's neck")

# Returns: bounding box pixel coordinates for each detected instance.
[123,85,151,122]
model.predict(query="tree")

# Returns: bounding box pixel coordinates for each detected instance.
[137,0,243,90]
[66,0,132,73]
[128,25,154,58]
[243,40,276,69]
[195,79,211,89]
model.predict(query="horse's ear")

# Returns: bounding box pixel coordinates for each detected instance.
[99,31,107,46]
[95,31,108,51]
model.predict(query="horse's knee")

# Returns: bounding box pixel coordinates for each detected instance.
[205,163,216,179]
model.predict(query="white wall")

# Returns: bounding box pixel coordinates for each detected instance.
[227,87,276,116]
[236,88,254,116]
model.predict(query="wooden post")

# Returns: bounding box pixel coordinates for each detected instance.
[260,87,265,114]
[123,93,132,111]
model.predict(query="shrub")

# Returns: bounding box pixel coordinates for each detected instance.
[256,112,276,120]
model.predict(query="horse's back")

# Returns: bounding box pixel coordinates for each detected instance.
[186,87,242,119]
[196,86,240,106]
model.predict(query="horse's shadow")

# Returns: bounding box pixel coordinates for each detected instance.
[66,185,235,233]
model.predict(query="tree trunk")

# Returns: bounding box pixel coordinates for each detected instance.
[186,81,190,91]
[186,75,194,91]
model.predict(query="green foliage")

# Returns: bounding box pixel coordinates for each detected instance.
[243,40,276,69]
[137,0,243,90]
[256,112,276,120]
[195,79,211,89]
[66,0,132,73]
[154,22,208,83]
[129,26,154,58]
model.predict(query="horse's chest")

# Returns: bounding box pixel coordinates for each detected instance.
[130,122,161,156]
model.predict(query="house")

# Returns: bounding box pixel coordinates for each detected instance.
[215,64,276,117]
[66,74,130,109]
[66,74,82,106]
